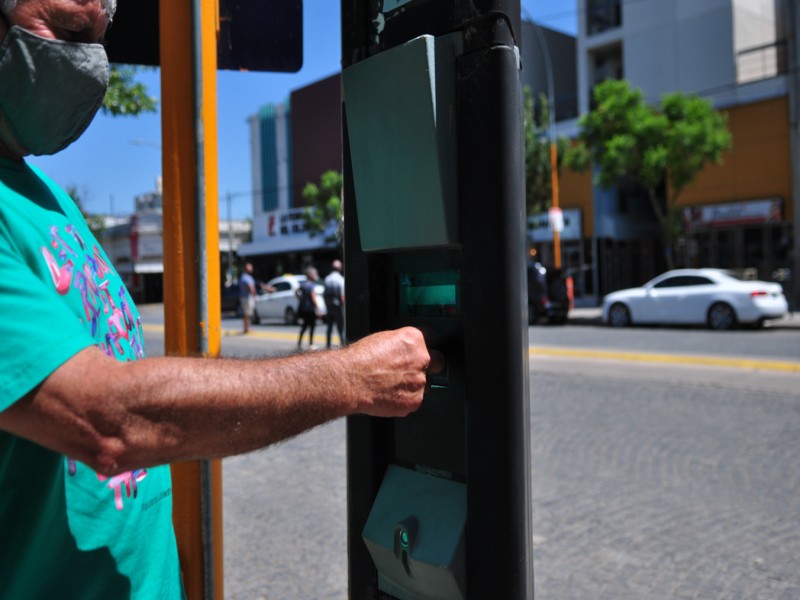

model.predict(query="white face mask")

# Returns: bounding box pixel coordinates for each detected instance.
[0,25,109,157]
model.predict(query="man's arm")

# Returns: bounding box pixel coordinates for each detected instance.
[0,327,437,476]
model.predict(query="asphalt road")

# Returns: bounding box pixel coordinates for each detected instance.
[139,308,800,599]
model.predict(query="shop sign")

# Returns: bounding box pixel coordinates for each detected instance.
[683,198,782,231]
[549,207,564,233]
[528,208,581,242]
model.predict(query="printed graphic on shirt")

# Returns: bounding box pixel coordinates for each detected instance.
[98,469,149,511]
[67,458,155,512]
[40,223,144,360]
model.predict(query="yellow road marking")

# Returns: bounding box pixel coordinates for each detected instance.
[529,346,800,373]
[141,324,800,373]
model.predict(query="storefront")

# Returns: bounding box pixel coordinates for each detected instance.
[680,198,792,284]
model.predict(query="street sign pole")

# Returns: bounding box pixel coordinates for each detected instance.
[160,1,223,598]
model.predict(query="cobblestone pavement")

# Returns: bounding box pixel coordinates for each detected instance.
[530,365,800,600]
[222,356,800,599]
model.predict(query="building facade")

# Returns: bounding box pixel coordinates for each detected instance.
[101,182,252,303]
[537,0,797,304]
[238,74,343,281]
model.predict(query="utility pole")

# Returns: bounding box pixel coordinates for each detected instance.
[226,191,234,283]
[786,0,800,311]
[529,17,562,268]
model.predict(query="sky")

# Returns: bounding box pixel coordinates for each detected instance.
[29,1,578,219]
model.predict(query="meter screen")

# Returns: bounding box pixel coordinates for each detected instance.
[398,270,460,317]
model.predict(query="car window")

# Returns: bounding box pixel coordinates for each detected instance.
[273,281,292,292]
[653,275,714,288]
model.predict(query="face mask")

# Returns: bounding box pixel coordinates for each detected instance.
[0,25,109,157]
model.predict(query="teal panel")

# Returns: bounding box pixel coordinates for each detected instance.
[343,34,461,251]
[363,465,466,600]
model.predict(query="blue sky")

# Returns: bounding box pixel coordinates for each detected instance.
[29,1,577,219]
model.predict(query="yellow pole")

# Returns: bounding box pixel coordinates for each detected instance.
[550,142,562,269]
[160,0,223,598]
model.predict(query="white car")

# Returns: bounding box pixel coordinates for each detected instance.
[602,268,788,330]
[253,274,326,325]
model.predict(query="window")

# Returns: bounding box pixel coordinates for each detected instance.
[733,0,785,83]
[588,44,623,108]
[653,276,714,288]
[587,0,621,35]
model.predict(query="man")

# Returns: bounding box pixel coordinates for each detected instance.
[324,259,345,349]
[0,1,439,597]
[239,261,257,333]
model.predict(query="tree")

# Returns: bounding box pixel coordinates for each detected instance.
[523,86,570,216]
[301,170,343,243]
[564,79,732,268]
[102,65,158,117]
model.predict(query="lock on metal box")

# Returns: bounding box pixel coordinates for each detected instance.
[362,465,466,600]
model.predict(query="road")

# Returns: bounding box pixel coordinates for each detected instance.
[139,307,800,599]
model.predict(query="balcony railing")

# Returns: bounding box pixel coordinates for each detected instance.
[736,39,788,84]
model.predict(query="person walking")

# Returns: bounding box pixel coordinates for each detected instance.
[296,266,321,349]
[324,259,345,349]
[239,262,257,333]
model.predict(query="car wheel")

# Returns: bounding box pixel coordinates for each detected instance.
[707,302,736,330]
[251,309,260,325]
[608,303,631,327]
[284,307,297,325]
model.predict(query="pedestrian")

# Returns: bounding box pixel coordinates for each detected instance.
[0,2,441,597]
[296,266,320,349]
[239,262,257,333]
[324,259,346,348]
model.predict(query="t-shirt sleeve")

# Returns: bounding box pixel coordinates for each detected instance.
[0,230,96,409]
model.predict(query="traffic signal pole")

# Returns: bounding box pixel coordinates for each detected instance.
[160,1,224,598]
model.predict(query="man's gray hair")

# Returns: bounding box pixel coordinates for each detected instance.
[1,0,117,20]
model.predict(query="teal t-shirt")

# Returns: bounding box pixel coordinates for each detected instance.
[0,158,183,598]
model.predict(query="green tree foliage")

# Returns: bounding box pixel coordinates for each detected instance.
[564,79,732,267]
[301,170,343,243]
[102,65,158,117]
[523,86,570,216]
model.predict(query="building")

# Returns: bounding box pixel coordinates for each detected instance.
[101,179,252,303]
[237,74,343,280]
[533,0,797,305]
[520,20,579,122]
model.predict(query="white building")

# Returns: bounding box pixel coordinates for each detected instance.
[100,179,252,303]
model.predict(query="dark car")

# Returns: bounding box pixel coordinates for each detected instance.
[221,283,242,317]
[527,262,571,325]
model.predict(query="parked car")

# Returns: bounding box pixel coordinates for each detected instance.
[253,274,327,325]
[527,262,571,324]
[602,268,788,330]
[221,284,242,317]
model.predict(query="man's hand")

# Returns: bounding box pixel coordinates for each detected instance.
[342,327,444,418]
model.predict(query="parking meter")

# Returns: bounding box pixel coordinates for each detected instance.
[342,2,532,598]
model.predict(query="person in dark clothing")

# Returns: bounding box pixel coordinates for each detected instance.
[297,266,320,349]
